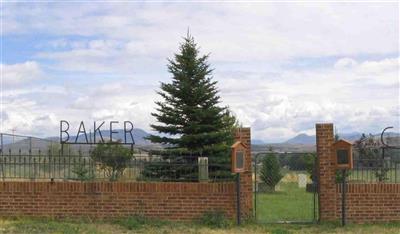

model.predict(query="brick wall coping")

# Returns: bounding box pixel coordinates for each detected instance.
[336,183,400,193]
[0,181,235,193]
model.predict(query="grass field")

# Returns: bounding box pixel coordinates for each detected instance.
[256,182,316,223]
[0,217,400,234]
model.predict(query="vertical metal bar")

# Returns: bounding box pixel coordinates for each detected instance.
[0,133,3,156]
[341,169,346,226]
[254,154,258,220]
[0,133,3,180]
[236,172,241,225]
[29,137,32,154]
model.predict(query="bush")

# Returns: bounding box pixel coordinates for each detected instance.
[71,163,94,181]
[115,215,167,230]
[259,153,283,192]
[198,210,231,228]
[90,141,133,181]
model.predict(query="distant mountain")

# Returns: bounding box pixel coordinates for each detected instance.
[1,128,155,153]
[64,128,152,145]
[251,139,265,145]
[284,132,363,145]
[284,131,400,145]
[285,133,315,145]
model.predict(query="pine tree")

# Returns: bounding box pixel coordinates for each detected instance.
[143,33,236,181]
[260,153,283,192]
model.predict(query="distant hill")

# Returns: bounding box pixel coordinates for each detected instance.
[278,131,400,152]
[251,139,266,145]
[1,128,156,154]
[284,132,363,145]
[71,128,151,145]
[285,133,315,145]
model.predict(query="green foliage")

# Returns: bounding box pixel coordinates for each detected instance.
[354,134,389,182]
[303,153,316,182]
[71,163,94,181]
[335,169,351,183]
[144,33,236,180]
[90,142,133,181]
[115,215,167,230]
[259,153,283,192]
[198,210,231,228]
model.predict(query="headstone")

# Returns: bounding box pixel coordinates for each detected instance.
[198,157,209,182]
[298,174,307,188]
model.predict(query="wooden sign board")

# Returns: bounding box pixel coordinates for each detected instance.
[332,139,353,169]
[231,141,247,173]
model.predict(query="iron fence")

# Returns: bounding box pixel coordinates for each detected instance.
[0,149,233,182]
[347,148,400,183]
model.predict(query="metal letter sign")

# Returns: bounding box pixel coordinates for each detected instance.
[60,120,135,145]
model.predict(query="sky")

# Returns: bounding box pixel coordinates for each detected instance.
[1,2,399,143]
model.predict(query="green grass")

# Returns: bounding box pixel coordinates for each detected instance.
[1,217,400,234]
[256,182,317,222]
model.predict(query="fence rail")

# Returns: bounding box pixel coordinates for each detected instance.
[347,148,400,183]
[0,150,233,182]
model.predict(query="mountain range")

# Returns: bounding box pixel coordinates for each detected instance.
[251,132,400,145]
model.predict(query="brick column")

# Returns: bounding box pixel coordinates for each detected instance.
[316,123,337,221]
[234,128,253,219]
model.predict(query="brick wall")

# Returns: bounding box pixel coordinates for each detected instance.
[336,184,400,222]
[0,128,253,221]
[0,181,236,220]
[317,123,400,223]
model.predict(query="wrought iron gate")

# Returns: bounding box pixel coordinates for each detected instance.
[253,152,318,223]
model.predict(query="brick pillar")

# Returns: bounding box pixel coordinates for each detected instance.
[316,123,337,221]
[234,128,253,219]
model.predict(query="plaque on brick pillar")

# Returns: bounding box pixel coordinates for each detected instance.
[332,139,353,169]
[231,141,247,173]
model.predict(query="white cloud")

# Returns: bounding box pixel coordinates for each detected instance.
[2,61,42,86]
[2,3,399,142]
[334,58,358,69]
[219,57,399,141]
[4,3,399,62]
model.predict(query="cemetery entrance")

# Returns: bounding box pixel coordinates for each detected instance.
[253,152,318,223]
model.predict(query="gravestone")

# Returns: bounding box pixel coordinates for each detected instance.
[198,157,209,181]
[298,174,307,188]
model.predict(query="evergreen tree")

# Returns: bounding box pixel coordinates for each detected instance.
[259,153,283,192]
[143,33,236,181]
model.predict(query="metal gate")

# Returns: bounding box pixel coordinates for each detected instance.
[253,152,318,223]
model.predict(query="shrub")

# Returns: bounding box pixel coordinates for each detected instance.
[90,141,133,181]
[116,215,168,230]
[71,164,94,181]
[198,210,231,228]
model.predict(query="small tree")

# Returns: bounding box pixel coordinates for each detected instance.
[304,153,316,183]
[259,153,283,192]
[90,142,133,181]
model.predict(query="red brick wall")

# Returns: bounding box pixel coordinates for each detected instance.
[336,184,400,222]
[0,128,253,221]
[0,181,236,221]
[317,123,400,223]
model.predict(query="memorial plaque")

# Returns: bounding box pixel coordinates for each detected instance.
[337,149,349,164]
[235,151,244,170]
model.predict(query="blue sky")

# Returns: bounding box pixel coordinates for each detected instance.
[1,2,399,142]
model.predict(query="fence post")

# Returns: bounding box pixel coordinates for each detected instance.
[236,172,241,225]
[0,133,3,156]
[316,123,336,221]
[341,169,346,226]
[234,128,252,220]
